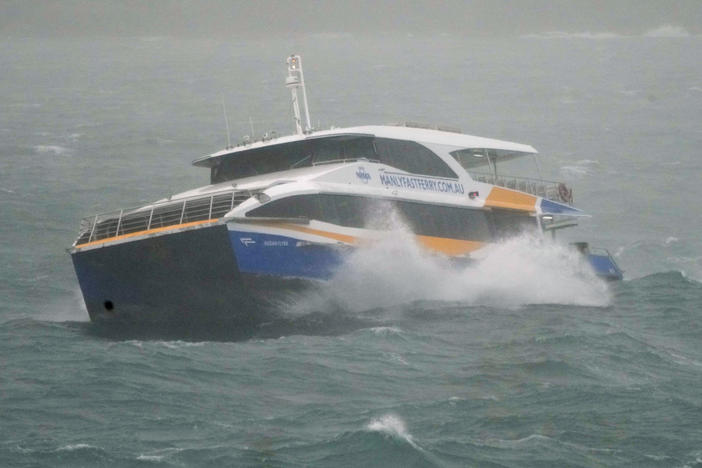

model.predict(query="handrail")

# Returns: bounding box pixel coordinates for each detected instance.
[74,188,255,247]
[470,171,573,205]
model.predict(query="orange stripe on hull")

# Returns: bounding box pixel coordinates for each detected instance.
[251,222,483,256]
[416,236,483,256]
[74,219,220,249]
[76,219,484,257]
[258,222,359,245]
[485,186,537,212]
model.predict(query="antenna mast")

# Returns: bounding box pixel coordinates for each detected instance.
[221,100,231,149]
[285,55,312,135]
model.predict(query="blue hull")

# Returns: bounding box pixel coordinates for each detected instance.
[72,224,280,325]
[228,230,346,280]
[586,252,624,281]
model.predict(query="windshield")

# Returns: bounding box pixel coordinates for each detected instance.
[211,136,458,183]
[450,148,534,171]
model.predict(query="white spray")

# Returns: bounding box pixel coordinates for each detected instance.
[290,209,610,314]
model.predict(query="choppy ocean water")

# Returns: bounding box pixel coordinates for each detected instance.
[1,32,701,467]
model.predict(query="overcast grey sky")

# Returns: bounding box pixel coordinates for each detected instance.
[1,0,701,37]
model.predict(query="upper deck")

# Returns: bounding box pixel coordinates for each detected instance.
[193,123,537,168]
[187,123,577,202]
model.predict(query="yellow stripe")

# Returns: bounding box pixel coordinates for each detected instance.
[485,186,537,212]
[415,236,483,256]
[74,219,219,249]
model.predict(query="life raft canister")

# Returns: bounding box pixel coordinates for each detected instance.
[558,183,573,204]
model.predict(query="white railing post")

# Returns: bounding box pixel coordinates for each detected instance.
[208,195,214,219]
[179,200,186,224]
[147,207,154,230]
[115,209,124,237]
[88,215,98,242]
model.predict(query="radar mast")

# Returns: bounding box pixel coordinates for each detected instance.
[285,55,312,135]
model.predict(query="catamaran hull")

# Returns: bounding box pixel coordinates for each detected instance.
[585,252,624,281]
[71,221,623,328]
[70,223,323,327]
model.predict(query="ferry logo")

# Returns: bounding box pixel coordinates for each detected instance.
[355,167,371,184]
[240,237,256,247]
[263,240,288,247]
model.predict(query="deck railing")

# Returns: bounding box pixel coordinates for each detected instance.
[470,171,573,204]
[74,189,254,246]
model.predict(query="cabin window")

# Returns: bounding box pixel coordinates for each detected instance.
[489,209,537,238]
[396,201,492,241]
[311,136,375,165]
[312,138,343,164]
[245,194,321,220]
[344,138,376,160]
[374,138,457,178]
[450,148,536,175]
[246,194,370,228]
[210,136,458,183]
[211,141,313,183]
[247,194,492,241]
[316,194,368,228]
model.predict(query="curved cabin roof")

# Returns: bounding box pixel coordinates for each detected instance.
[192,124,537,168]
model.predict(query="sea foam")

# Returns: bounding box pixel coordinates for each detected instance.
[522,25,692,40]
[367,414,417,448]
[644,24,690,38]
[33,145,70,155]
[522,31,623,40]
[56,443,97,451]
[40,288,89,322]
[285,199,612,315]
[560,159,600,179]
[314,225,609,313]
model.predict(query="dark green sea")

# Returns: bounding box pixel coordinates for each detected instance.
[1,32,702,467]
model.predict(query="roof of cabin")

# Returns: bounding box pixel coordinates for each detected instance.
[192,124,537,168]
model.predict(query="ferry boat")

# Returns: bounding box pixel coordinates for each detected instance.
[69,55,622,324]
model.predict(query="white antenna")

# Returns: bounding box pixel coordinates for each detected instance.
[221,99,231,148]
[248,116,255,139]
[285,54,312,135]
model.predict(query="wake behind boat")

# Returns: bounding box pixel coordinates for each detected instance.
[69,55,622,324]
